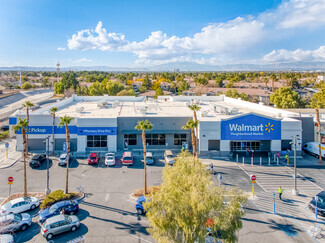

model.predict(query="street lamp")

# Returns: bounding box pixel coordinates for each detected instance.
[290,135,301,196]
[43,136,52,195]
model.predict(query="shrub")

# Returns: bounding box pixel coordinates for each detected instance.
[0,131,9,141]
[21,82,32,90]
[132,185,161,197]
[40,190,78,209]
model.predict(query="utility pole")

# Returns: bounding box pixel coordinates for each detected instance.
[291,135,300,196]
[19,67,22,87]
[44,136,51,195]
[56,61,60,82]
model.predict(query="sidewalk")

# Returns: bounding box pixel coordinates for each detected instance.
[0,138,21,169]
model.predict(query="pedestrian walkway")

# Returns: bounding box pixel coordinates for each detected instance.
[239,165,323,193]
[0,138,21,169]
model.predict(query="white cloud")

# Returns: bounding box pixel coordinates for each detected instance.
[65,0,325,64]
[57,47,66,51]
[71,57,93,63]
[263,46,325,62]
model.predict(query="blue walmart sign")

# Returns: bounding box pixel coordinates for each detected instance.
[221,114,281,140]
[77,127,117,135]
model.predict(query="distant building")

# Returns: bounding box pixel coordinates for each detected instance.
[317,75,325,83]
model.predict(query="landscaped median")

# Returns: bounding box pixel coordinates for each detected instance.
[131,185,161,199]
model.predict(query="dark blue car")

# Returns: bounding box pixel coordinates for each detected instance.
[135,196,147,215]
[38,200,79,223]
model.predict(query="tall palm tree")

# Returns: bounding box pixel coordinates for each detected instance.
[13,118,29,197]
[58,115,74,194]
[188,104,200,157]
[182,119,199,157]
[135,120,153,195]
[23,101,34,154]
[50,107,58,155]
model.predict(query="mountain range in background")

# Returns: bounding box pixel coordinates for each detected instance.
[1,61,325,72]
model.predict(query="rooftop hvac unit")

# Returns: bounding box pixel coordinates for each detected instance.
[76,107,84,113]
[139,107,148,114]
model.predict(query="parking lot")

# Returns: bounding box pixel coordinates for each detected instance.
[0,154,166,242]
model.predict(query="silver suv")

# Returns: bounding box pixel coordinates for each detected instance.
[41,214,80,240]
[0,213,32,233]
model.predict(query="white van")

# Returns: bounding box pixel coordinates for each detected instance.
[302,142,325,159]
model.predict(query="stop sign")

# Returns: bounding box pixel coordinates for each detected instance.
[250,175,256,181]
[8,177,14,182]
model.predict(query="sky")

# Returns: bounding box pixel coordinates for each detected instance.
[1,0,325,67]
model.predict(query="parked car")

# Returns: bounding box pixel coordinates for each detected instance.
[145,152,154,165]
[29,154,46,168]
[41,214,80,240]
[135,196,147,215]
[0,197,40,216]
[105,152,115,166]
[164,150,175,165]
[122,151,133,165]
[88,153,100,165]
[58,154,73,166]
[309,191,325,216]
[0,234,14,243]
[0,213,32,233]
[39,200,79,223]
[302,142,325,159]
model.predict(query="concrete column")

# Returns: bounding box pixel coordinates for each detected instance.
[271,140,281,152]
[108,135,117,152]
[77,136,86,152]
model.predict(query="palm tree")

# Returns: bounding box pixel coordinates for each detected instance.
[182,119,199,157]
[135,120,153,195]
[13,118,29,197]
[188,104,200,157]
[50,107,58,155]
[23,101,34,153]
[58,115,74,194]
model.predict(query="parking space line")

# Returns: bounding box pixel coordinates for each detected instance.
[129,234,153,243]
[239,165,267,192]
[286,166,324,190]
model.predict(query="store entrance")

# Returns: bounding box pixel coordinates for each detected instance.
[231,141,261,151]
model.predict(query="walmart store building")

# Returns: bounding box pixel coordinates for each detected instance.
[10,95,304,156]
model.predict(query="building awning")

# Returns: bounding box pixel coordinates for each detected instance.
[122,130,190,134]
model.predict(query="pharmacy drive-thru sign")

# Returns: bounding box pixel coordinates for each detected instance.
[221,114,281,140]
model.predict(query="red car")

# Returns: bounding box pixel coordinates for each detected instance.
[122,151,133,165]
[88,153,100,165]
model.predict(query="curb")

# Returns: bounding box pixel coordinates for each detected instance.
[0,155,22,170]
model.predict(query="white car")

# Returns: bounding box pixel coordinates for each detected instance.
[0,197,40,216]
[105,153,115,166]
[58,154,73,166]
[0,234,14,243]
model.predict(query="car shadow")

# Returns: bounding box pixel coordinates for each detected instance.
[76,209,90,221]
[14,222,41,242]
[32,159,53,170]
[50,223,88,243]
[69,158,79,168]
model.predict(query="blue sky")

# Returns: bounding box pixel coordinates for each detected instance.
[1,0,325,67]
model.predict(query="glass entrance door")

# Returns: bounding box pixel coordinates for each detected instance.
[231,141,261,151]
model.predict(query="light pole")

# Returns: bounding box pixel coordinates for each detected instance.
[43,136,52,195]
[291,135,300,196]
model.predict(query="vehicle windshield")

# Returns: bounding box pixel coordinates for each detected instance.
[90,157,96,160]
[107,156,114,160]
[14,214,22,221]
[64,215,72,222]
[167,155,173,158]
[49,204,59,213]
[146,156,153,159]
[32,155,39,160]
[3,202,11,209]
[124,157,132,160]
[23,197,31,202]
[60,155,67,159]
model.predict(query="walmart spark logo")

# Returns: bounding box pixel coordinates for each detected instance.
[264,123,274,133]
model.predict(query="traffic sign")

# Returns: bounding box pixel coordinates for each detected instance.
[5,142,9,148]
[250,175,256,181]
[8,177,13,182]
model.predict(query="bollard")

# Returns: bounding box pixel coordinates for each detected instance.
[268,157,271,166]
[260,157,262,166]
[242,156,245,165]
[273,192,276,214]
[274,154,276,162]
[251,156,253,166]
[236,153,238,162]
[277,157,279,165]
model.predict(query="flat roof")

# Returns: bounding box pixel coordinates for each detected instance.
[31,95,300,122]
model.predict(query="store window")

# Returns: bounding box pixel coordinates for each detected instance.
[231,141,261,151]
[146,134,166,145]
[87,135,107,148]
[124,134,137,146]
[174,134,187,145]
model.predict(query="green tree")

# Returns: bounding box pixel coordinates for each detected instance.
[225,89,249,101]
[216,77,224,87]
[21,82,32,90]
[117,89,136,96]
[50,107,58,155]
[309,84,325,162]
[13,118,29,197]
[135,120,153,195]
[270,73,277,91]
[194,77,208,86]
[141,74,152,91]
[54,82,64,94]
[182,119,199,157]
[177,80,190,94]
[270,87,302,108]
[145,152,247,243]
[106,81,125,96]
[58,115,74,194]
[188,105,200,158]
[61,72,78,91]
[88,81,104,96]
[154,86,164,99]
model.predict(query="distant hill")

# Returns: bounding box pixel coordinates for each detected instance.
[1,61,325,72]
